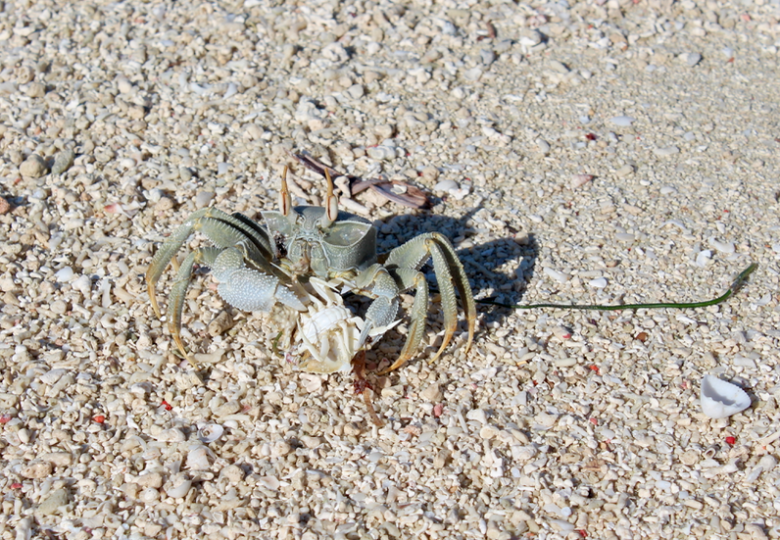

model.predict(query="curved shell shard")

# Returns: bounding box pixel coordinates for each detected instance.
[700,374,751,419]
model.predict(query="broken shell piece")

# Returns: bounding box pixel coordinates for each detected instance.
[197,424,224,444]
[164,475,192,498]
[701,375,751,419]
[186,445,212,470]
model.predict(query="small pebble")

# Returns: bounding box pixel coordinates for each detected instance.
[20,154,47,178]
[117,75,133,94]
[466,408,488,425]
[36,488,69,516]
[654,146,680,157]
[480,49,496,66]
[136,472,164,489]
[366,146,395,160]
[518,29,543,49]
[547,60,570,73]
[570,174,594,188]
[72,275,92,295]
[195,191,215,209]
[51,149,75,176]
[421,384,443,402]
[589,277,607,288]
[21,460,53,479]
[463,67,483,81]
[208,310,234,336]
[685,52,703,67]
[708,237,735,254]
[433,179,459,193]
[609,116,635,127]
[543,267,568,284]
[26,81,46,98]
[536,138,551,154]
[55,266,74,282]
[155,197,175,212]
[346,84,364,100]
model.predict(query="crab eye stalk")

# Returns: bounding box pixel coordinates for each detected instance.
[279,165,293,217]
[324,168,339,225]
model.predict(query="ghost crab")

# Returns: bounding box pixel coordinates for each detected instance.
[146,165,476,374]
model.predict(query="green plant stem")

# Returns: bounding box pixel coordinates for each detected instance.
[478,262,758,311]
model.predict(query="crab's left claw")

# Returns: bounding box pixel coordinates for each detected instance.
[145,207,293,367]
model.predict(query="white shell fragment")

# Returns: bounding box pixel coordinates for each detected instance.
[55,266,74,282]
[291,278,399,374]
[165,475,192,499]
[570,174,594,189]
[197,424,224,443]
[700,375,751,419]
[186,445,213,470]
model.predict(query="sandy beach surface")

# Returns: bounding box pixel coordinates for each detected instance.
[1,1,779,539]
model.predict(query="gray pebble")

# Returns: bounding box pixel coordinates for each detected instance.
[463,67,483,81]
[346,84,364,100]
[366,145,395,160]
[547,60,570,73]
[654,146,680,157]
[195,191,215,208]
[480,49,496,66]
[51,148,75,176]
[685,52,702,67]
[609,116,635,127]
[536,138,551,154]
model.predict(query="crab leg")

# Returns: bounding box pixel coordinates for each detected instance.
[380,232,476,372]
[165,248,219,367]
[352,264,401,346]
[162,245,306,361]
[146,207,279,317]
[146,207,305,364]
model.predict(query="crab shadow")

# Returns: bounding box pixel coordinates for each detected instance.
[375,206,540,330]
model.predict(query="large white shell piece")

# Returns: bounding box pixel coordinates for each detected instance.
[197,423,224,443]
[700,375,751,419]
[292,277,399,374]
